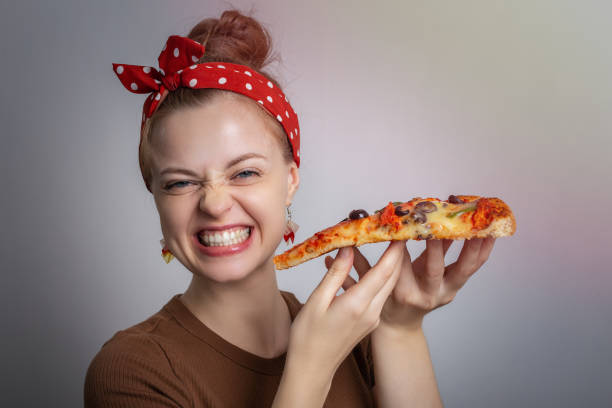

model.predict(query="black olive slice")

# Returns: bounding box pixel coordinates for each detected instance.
[415,201,437,213]
[394,206,411,216]
[448,195,464,204]
[349,209,369,220]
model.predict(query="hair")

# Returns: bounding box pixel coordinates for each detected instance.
[139,9,294,193]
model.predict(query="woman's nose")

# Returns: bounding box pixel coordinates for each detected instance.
[199,185,233,217]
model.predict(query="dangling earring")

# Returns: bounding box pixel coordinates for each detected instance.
[160,238,175,264]
[283,204,299,244]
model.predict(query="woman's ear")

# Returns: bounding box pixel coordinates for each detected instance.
[285,162,300,206]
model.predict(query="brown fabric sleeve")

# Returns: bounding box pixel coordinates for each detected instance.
[352,333,376,390]
[84,333,193,408]
[365,334,375,389]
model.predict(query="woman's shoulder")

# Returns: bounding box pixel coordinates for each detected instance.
[84,301,192,407]
[95,299,176,350]
[85,306,174,379]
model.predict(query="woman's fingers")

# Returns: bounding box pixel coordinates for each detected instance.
[411,239,453,272]
[442,239,453,255]
[325,247,371,279]
[324,255,333,269]
[317,237,493,315]
[310,247,354,307]
[325,242,404,295]
[325,255,358,291]
[454,238,483,274]
[342,274,357,291]
[417,239,446,294]
[442,238,485,292]
[476,237,496,268]
[352,247,371,278]
[347,240,404,303]
[367,246,404,312]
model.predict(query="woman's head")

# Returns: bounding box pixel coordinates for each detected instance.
[135,10,300,280]
[149,93,299,281]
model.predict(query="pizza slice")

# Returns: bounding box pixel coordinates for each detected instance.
[273,195,516,270]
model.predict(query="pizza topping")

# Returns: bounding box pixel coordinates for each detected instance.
[394,205,411,216]
[379,202,402,232]
[415,201,437,213]
[375,201,403,214]
[349,209,369,220]
[411,211,427,224]
[472,198,509,230]
[447,204,477,218]
[448,195,464,204]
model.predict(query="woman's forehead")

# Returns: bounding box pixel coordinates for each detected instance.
[152,99,279,162]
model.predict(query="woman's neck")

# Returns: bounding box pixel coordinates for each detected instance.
[179,262,292,359]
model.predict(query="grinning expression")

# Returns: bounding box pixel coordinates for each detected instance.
[149,93,299,282]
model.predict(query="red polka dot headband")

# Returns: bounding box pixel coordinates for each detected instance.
[112,35,301,166]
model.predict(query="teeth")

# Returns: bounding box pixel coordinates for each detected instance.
[198,227,251,247]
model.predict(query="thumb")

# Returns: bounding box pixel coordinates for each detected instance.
[310,247,354,306]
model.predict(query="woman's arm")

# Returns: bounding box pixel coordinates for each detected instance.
[371,324,442,407]
[271,353,335,408]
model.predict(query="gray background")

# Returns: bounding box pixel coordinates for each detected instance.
[2,0,611,406]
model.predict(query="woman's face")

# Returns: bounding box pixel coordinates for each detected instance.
[149,94,299,282]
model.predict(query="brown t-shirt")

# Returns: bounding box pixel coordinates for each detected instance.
[84,291,376,407]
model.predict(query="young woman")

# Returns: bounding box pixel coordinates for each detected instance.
[85,9,495,407]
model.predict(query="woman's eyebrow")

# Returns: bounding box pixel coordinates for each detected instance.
[159,167,199,177]
[225,153,267,168]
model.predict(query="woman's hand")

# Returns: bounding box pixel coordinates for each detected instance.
[324,237,496,333]
[287,241,405,377]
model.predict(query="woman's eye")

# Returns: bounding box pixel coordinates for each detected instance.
[235,170,259,179]
[166,181,192,189]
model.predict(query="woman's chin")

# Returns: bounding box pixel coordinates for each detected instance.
[187,257,261,283]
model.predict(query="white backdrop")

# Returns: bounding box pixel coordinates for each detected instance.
[2,0,611,406]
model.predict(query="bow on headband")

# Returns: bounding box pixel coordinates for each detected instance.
[112,35,301,166]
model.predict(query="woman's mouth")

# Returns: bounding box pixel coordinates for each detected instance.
[197,226,252,247]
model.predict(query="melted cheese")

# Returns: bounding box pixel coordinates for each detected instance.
[392,201,477,240]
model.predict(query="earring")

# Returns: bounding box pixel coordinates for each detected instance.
[160,238,175,264]
[283,204,299,244]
